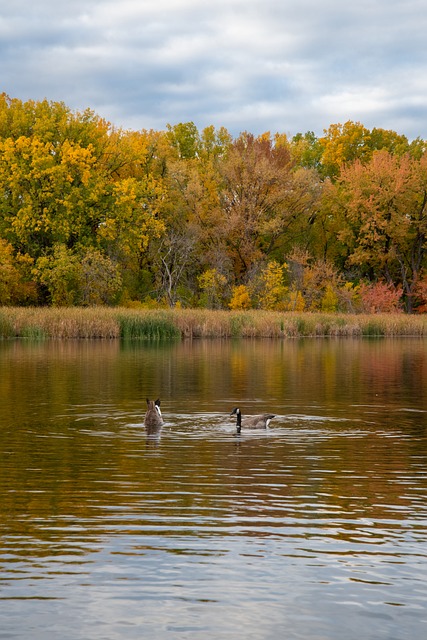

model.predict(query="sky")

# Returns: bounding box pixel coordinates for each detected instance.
[1,0,427,140]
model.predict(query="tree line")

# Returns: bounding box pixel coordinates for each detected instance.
[0,94,426,312]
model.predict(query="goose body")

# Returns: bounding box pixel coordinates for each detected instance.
[230,407,275,434]
[144,398,164,433]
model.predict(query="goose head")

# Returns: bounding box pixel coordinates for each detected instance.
[230,407,242,434]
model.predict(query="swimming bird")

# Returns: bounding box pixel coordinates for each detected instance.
[144,398,164,433]
[230,407,275,434]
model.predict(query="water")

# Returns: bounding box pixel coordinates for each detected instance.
[0,338,426,639]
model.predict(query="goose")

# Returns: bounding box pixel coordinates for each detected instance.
[230,407,275,434]
[144,398,164,432]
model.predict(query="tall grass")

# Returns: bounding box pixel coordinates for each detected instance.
[118,311,181,339]
[0,307,426,339]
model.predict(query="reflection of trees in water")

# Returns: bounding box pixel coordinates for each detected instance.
[0,339,426,557]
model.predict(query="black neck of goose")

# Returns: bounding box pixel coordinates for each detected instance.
[236,411,242,434]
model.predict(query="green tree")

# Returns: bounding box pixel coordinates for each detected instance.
[290,131,324,171]
[77,248,122,305]
[35,243,80,306]
[166,122,201,159]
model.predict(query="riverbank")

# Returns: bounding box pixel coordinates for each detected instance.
[1,307,426,339]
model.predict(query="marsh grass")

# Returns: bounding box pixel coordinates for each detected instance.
[118,311,180,339]
[0,307,426,339]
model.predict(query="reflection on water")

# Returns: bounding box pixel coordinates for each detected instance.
[0,338,426,639]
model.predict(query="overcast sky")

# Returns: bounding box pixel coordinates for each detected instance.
[1,0,426,139]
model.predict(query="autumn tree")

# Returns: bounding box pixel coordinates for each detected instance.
[320,121,372,178]
[198,268,227,309]
[330,150,427,311]
[0,238,37,304]
[150,124,232,305]
[1,95,427,312]
[319,121,415,179]
[229,284,252,310]
[0,135,103,256]
[214,132,321,281]
[0,98,166,304]
[35,243,81,306]
[166,122,201,160]
[254,260,287,310]
[359,281,403,313]
[289,131,324,171]
[78,248,123,305]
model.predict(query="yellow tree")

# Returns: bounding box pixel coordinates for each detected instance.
[229,284,252,310]
[320,121,372,178]
[198,268,227,308]
[0,135,102,256]
[150,124,231,305]
[320,121,417,179]
[0,98,168,304]
[0,238,37,304]
[256,260,287,310]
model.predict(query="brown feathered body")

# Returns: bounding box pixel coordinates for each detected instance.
[144,398,164,433]
[230,407,275,434]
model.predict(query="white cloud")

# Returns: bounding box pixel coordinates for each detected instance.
[1,0,426,139]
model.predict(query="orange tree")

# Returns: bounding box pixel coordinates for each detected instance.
[328,150,427,311]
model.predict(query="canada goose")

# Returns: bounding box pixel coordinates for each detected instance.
[144,398,164,432]
[230,407,275,434]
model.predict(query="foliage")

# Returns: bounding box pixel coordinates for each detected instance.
[320,121,372,177]
[359,281,403,314]
[229,284,252,310]
[412,276,427,312]
[256,261,287,310]
[286,287,306,312]
[329,150,427,311]
[198,268,227,309]
[78,249,123,306]
[290,131,324,170]
[319,120,414,178]
[0,238,37,305]
[35,244,80,306]
[321,284,339,312]
[0,95,426,313]
[35,245,123,306]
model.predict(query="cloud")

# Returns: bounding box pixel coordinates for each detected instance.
[1,0,426,139]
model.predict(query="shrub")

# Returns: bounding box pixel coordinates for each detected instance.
[257,261,287,310]
[35,244,80,306]
[359,281,403,313]
[198,268,227,309]
[229,284,252,310]
[321,284,339,312]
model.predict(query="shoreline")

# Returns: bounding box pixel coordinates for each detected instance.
[1,307,426,339]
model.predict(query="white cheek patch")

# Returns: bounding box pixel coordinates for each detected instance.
[155,406,162,417]
[265,418,271,427]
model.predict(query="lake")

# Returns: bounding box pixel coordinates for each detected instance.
[0,337,426,640]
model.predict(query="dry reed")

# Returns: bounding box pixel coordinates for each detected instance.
[0,307,426,339]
